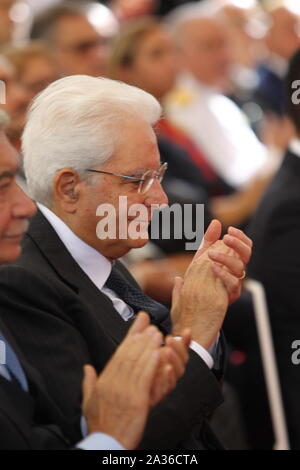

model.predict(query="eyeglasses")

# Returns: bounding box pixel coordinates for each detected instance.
[85,162,168,194]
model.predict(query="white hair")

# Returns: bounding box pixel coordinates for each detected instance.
[22,75,161,206]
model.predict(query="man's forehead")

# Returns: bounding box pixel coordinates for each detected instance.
[107,134,160,173]
[56,14,101,42]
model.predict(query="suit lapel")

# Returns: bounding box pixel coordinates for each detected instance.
[282,149,300,179]
[25,211,133,345]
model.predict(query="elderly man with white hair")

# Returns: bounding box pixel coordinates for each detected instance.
[0,109,190,450]
[0,75,252,449]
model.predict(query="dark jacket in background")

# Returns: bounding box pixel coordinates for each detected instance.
[0,318,76,449]
[247,149,300,449]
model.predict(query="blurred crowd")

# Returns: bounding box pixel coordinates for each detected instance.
[1,0,300,449]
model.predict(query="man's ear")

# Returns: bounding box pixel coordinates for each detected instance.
[53,169,81,213]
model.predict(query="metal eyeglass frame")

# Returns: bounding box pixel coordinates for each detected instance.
[85,162,168,194]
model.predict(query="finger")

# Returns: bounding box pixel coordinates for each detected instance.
[127,311,151,336]
[193,219,222,260]
[150,363,174,407]
[208,250,244,278]
[164,364,177,395]
[182,329,192,349]
[82,365,97,411]
[223,234,252,265]
[211,264,241,303]
[135,348,161,396]
[113,326,162,380]
[228,227,253,248]
[162,346,185,379]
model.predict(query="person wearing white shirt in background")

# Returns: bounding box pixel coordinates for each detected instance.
[165,1,283,192]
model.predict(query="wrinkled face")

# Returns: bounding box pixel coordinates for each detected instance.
[179,18,232,87]
[59,118,168,260]
[0,130,36,264]
[267,8,300,61]
[53,14,112,77]
[122,27,178,99]
[0,62,31,142]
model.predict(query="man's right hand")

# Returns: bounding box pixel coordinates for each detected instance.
[81,312,190,450]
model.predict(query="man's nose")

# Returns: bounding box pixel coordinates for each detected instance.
[13,184,37,219]
[144,179,168,207]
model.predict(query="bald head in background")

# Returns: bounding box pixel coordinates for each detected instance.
[175,16,231,89]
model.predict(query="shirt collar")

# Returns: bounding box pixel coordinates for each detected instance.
[177,72,218,95]
[289,138,300,159]
[37,203,112,290]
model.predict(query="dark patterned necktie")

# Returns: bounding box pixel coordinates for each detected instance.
[106,266,170,329]
[0,331,29,392]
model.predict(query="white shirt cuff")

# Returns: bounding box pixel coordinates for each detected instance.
[189,340,214,369]
[174,334,220,369]
[76,433,125,451]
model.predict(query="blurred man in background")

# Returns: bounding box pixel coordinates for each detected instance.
[30,1,118,77]
[165,1,271,191]
[254,4,300,117]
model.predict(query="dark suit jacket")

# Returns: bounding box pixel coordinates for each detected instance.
[0,318,78,449]
[247,149,300,449]
[0,211,224,450]
[254,64,285,117]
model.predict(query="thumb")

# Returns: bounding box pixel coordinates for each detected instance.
[82,364,97,413]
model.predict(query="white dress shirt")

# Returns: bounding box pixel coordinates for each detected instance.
[165,72,268,188]
[38,203,134,321]
[289,138,300,158]
[37,203,214,367]
[77,433,124,451]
